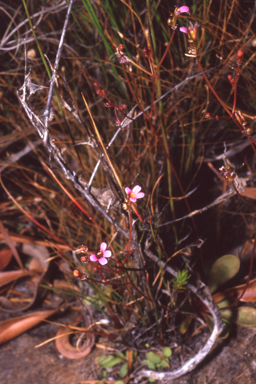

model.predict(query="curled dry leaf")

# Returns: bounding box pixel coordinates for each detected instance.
[0,243,50,312]
[0,309,57,345]
[0,249,12,271]
[55,323,95,359]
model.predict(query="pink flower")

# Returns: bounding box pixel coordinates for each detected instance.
[168,6,189,29]
[125,185,145,202]
[180,21,200,57]
[175,6,189,15]
[180,21,199,39]
[90,242,112,265]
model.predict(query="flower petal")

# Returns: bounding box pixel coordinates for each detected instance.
[188,21,194,30]
[180,27,188,34]
[129,197,137,202]
[135,192,145,199]
[90,254,97,262]
[103,250,112,258]
[178,6,189,14]
[125,187,132,195]
[99,257,108,265]
[100,242,107,252]
[132,185,142,194]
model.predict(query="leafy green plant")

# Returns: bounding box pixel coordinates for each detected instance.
[172,269,191,292]
[98,350,136,380]
[141,348,172,382]
[143,348,172,369]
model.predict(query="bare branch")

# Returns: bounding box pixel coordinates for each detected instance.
[43,0,74,131]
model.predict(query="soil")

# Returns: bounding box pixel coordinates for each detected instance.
[1,316,256,384]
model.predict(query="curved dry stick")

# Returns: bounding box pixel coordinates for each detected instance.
[134,248,224,382]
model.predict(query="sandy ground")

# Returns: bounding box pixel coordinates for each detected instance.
[1,315,256,384]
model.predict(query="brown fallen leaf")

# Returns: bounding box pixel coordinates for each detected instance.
[55,323,95,359]
[0,249,12,271]
[0,269,32,287]
[230,277,256,302]
[213,277,256,303]
[0,309,57,345]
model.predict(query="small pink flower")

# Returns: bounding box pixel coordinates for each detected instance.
[176,6,189,15]
[125,185,145,203]
[180,21,199,39]
[168,6,189,29]
[180,22,200,57]
[90,242,112,265]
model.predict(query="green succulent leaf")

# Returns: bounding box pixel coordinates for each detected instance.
[147,360,156,370]
[119,362,128,378]
[146,351,161,364]
[98,355,123,368]
[208,254,240,293]
[237,306,256,326]
[116,351,126,359]
[97,355,107,364]
[162,347,172,358]
[157,360,168,368]
[147,360,156,371]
